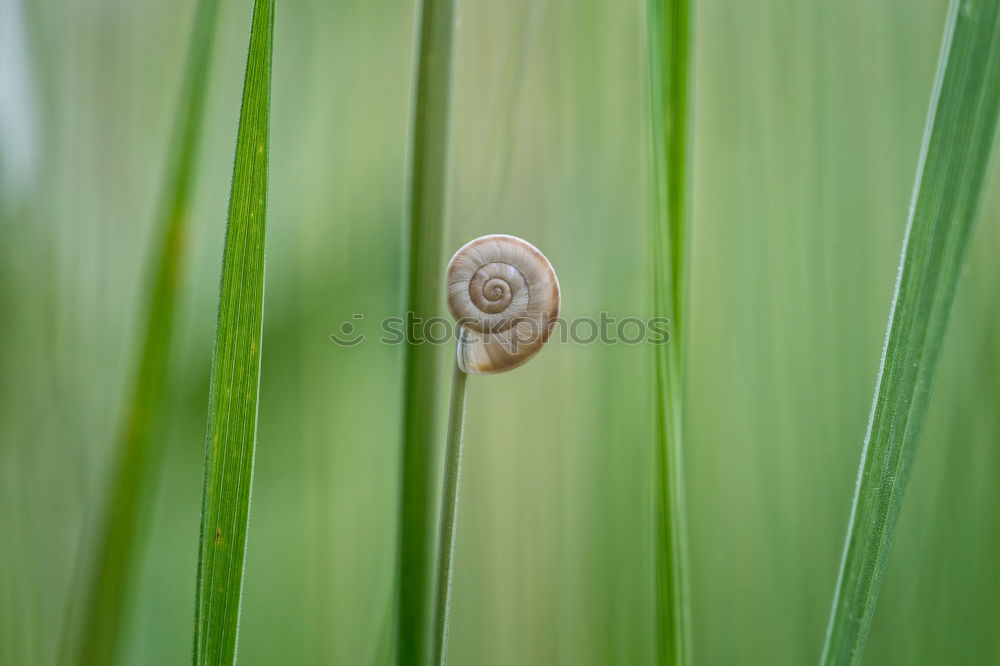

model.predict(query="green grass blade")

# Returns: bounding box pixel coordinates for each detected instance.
[192,0,275,663]
[821,2,1000,663]
[645,0,693,663]
[64,1,220,663]
[395,1,457,664]
[431,361,467,666]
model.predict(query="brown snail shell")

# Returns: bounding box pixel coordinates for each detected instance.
[446,234,560,374]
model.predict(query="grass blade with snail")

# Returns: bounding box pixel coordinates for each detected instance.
[645,0,693,663]
[191,0,274,663]
[431,235,561,664]
[395,0,457,663]
[821,1,1000,663]
[61,1,221,663]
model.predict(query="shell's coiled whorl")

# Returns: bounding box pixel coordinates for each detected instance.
[446,234,560,375]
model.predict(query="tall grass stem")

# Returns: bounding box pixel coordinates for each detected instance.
[431,359,467,666]
[395,0,457,664]
[821,1,1000,663]
[645,0,694,663]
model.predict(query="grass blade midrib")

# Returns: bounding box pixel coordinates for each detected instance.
[395,0,457,664]
[821,1,1000,663]
[63,1,221,663]
[192,0,275,663]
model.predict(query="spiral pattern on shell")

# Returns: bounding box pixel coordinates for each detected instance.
[446,234,560,374]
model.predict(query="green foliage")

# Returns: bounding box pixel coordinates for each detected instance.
[5,1,1000,665]
[396,1,457,664]
[63,0,221,663]
[431,363,468,666]
[821,2,1000,663]
[646,0,693,662]
[192,0,275,663]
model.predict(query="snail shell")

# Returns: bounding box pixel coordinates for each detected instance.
[446,234,560,374]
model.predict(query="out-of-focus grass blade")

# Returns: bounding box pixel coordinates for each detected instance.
[821,2,1000,664]
[395,1,456,665]
[192,0,274,663]
[645,0,693,663]
[63,0,220,663]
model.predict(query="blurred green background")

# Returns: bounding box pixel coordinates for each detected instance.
[1,0,998,664]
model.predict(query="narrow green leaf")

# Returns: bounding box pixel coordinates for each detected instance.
[395,1,457,665]
[192,0,274,663]
[645,0,693,663]
[63,1,220,663]
[431,361,467,666]
[821,2,1000,664]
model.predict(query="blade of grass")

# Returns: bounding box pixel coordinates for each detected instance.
[395,1,457,664]
[191,0,274,663]
[821,2,1000,663]
[62,1,221,663]
[645,0,693,663]
[431,360,467,666]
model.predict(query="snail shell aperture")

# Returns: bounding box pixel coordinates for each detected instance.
[446,234,560,374]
